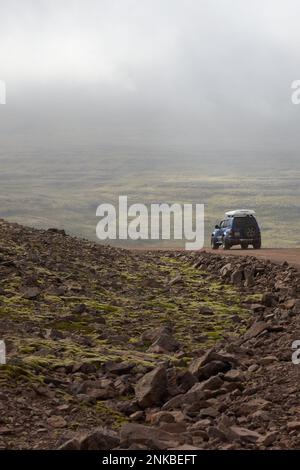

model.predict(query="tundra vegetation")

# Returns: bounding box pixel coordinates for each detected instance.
[0,151,299,247]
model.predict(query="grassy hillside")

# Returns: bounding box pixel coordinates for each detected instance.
[0,151,299,247]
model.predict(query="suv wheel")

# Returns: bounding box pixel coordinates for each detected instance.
[241,242,248,249]
[222,238,231,250]
[253,241,261,249]
[211,238,219,250]
[246,226,257,238]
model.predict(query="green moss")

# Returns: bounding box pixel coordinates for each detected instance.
[244,293,263,302]
[94,401,128,429]
[19,346,36,354]
[52,321,94,334]
[0,364,43,384]
[84,301,122,313]
[43,295,63,303]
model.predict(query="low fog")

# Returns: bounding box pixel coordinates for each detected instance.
[1,0,300,160]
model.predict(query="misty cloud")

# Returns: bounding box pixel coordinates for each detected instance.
[1,0,300,156]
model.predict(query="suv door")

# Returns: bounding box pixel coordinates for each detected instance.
[233,216,258,239]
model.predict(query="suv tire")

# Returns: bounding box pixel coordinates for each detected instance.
[211,238,219,250]
[253,240,261,249]
[222,238,231,250]
[241,242,248,249]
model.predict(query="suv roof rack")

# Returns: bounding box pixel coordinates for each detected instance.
[225,209,256,218]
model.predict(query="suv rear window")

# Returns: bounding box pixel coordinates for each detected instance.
[233,216,257,229]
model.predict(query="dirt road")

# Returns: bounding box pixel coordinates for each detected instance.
[203,247,300,269]
[135,245,300,270]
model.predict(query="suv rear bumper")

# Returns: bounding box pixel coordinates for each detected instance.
[211,235,261,247]
[228,237,261,246]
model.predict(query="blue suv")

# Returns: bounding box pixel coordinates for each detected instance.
[211,210,261,250]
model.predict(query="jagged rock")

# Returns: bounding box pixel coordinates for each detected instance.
[250,303,265,313]
[79,427,120,450]
[85,387,116,400]
[229,426,262,443]
[251,410,271,423]
[48,285,66,296]
[104,361,134,375]
[161,395,185,411]
[261,292,277,307]
[169,444,203,450]
[47,415,67,428]
[195,375,223,391]
[207,426,227,441]
[293,299,300,314]
[189,419,211,431]
[135,366,167,408]
[231,270,244,286]
[259,355,278,365]
[129,411,144,422]
[116,399,140,416]
[141,326,171,345]
[199,306,214,315]
[76,362,98,374]
[237,398,271,415]
[182,384,207,405]
[22,287,41,299]
[120,423,185,449]
[159,422,187,434]
[199,407,219,418]
[244,268,255,287]
[58,438,81,450]
[168,275,183,286]
[76,394,97,405]
[191,360,231,381]
[176,370,197,392]
[220,263,232,278]
[243,321,269,340]
[72,303,87,314]
[147,333,180,353]
[287,421,300,431]
[23,274,39,287]
[147,411,176,425]
[189,349,237,379]
[231,314,241,323]
[258,431,278,447]
[45,328,66,340]
[223,369,244,382]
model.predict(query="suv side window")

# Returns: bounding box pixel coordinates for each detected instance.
[221,220,231,228]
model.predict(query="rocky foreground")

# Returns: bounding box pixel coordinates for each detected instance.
[0,219,300,450]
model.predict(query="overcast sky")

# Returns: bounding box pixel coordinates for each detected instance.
[1,0,300,158]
